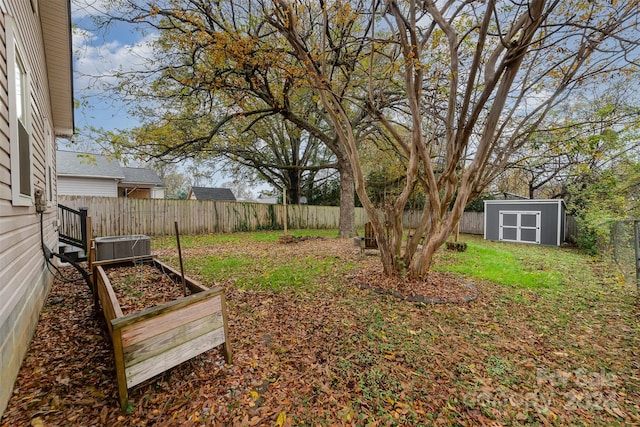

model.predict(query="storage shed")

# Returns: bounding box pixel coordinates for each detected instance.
[484,199,566,246]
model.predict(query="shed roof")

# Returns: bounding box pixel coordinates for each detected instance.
[57,151,124,179]
[190,187,236,201]
[484,199,566,207]
[121,167,165,187]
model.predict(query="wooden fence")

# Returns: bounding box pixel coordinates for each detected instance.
[403,211,484,235]
[59,196,368,237]
[59,196,487,238]
[566,215,578,242]
[61,196,575,239]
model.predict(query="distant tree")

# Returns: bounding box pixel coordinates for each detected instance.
[212,101,338,204]
[308,174,341,206]
[568,154,640,252]
[166,187,189,200]
[498,85,640,199]
[161,171,190,199]
[221,180,255,201]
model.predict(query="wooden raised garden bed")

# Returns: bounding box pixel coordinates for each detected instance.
[91,256,232,410]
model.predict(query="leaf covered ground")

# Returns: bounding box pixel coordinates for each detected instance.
[2,235,639,426]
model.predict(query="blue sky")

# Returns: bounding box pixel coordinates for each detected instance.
[71,0,155,135]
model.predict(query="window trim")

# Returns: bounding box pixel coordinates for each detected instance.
[6,14,33,206]
[44,118,54,206]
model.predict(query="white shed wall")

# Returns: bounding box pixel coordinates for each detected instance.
[151,187,165,199]
[58,176,118,197]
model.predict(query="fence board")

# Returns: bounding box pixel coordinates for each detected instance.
[458,211,484,235]
[402,210,484,235]
[59,196,368,237]
[62,196,574,240]
[566,215,578,242]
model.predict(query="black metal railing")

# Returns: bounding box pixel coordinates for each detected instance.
[58,204,88,251]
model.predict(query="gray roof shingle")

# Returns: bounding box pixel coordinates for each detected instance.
[57,151,165,187]
[190,187,236,201]
[122,167,165,187]
[57,151,124,179]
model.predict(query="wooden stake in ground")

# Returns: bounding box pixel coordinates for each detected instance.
[174,221,187,297]
[283,187,288,235]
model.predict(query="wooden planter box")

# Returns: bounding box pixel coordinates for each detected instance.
[91,256,232,410]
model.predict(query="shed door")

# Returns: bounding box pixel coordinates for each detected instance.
[499,211,540,244]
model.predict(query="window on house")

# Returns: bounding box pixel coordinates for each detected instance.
[15,54,31,197]
[7,14,33,206]
[45,118,54,204]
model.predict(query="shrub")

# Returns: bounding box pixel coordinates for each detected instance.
[446,241,468,252]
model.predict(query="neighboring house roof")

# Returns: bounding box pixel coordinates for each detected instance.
[57,151,124,180]
[40,0,74,137]
[121,167,165,187]
[491,192,529,200]
[57,152,165,188]
[254,196,279,204]
[189,187,236,201]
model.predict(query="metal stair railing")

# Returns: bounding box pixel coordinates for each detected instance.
[58,204,88,251]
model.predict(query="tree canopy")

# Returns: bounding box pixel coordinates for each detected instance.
[497,84,640,200]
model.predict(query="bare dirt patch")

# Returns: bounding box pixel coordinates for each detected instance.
[105,263,191,316]
[352,264,478,303]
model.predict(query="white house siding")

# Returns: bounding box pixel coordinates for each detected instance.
[0,2,67,417]
[151,187,165,199]
[58,176,119,197]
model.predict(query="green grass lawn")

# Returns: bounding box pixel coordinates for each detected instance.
[155,229,349,292]
[433,235,603,291]
[153,228,340,248]
[144,231,639,426]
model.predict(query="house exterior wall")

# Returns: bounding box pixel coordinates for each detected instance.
[58,176,118,197]
[151,187,165,199]
[0,2,63,416]
[484,200,565,246]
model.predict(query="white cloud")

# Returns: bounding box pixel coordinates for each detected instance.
[71,0,159,93]
[73,27,158,94]
[520,89,554,114]
[71,0,162,131]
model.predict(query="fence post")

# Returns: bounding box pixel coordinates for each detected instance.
[80,207,88,250]
[612,221,618,263]
[635,220,639,291]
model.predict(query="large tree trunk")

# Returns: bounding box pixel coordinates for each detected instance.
[337,158,356,238]
[287,169,301,204]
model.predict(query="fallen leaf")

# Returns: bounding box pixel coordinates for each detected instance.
[275,411,287,427]
[56,376,70,386]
